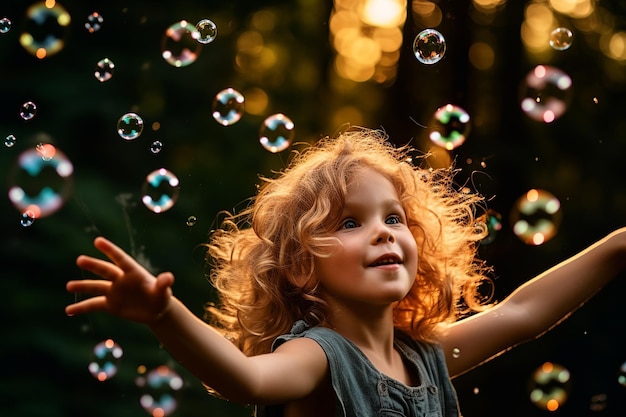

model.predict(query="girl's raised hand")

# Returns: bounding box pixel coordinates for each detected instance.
[65,237,174,324]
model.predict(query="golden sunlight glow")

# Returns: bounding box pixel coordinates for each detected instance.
[361,0,407,28]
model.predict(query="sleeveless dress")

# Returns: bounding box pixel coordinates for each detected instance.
[255,320,460,417]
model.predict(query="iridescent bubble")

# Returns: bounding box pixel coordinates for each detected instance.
[589,394,608,412]
[549,27,573,51]
[511,189,561,245]
[212,88,245,126]
[196,19,217,44]
[19,1,71,59]
[20,209,36,227]
[618,361,626,386]
[136,365,184,417]
[5,134,16,147]
[259,113,295,153]
[529,362,571,412]
[0,17,11,34]
[161,20,201,67]
[94,58,115,82]
[8,145,73,219]
[451,348,461,359]
[186,215,197,227]
[428,104,470,150]
[117,112,144,140]
[520,65,572,123]
[85,12,104,33]
[20,101,37,121]
[413,29,446,64]
[479,209,502,245]
[88,339,123,382]
[142,168,180,213]
[150,140,163,154]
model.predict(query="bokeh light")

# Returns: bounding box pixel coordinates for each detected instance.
[88,339,123,382]
[117,112,144,140]
[511,189,561,245]
[8,144,74,219]
[413,29,446,64]
[212,88,245,126]
[520,65,572,123]
[259,113,295,153]
[428,104,470,150]
[161,20,202,67]
[19,1,71,59]
[528,362,571,412]
[136,365,184,417]
[141,168,180,214]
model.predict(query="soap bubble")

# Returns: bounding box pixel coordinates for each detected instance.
[511,189,561,245]
[529,362,571,412]
[161,20,201,67]
[150,140,163,154]
[85,12,104,33]
[520,65,572,123]
[212,88,245,126]
[19,1,71,59]
[186,215,197,226]
[0,17,11,34]
[5,134,17,147]
[20,101,37,121]
[196,19,217,44]
[20,209,36,227]
[259,113,295,153]
[136,365,184,417]
[428,104,470,150]
[117,113,144,140]
[142,168,180,213]
[413,29,446,64]
[88,339,123,382]
[549,27,573,51]
[94,58,115,82]
[8,145,74,219]
[479,209,502,245]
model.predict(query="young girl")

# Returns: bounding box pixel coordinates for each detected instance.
[65,127,626,417]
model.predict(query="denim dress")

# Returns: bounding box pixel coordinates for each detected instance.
[256,320,460,417]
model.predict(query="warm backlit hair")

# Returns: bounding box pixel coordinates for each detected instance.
[205,127,490,356]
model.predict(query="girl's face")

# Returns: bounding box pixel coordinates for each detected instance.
[314,168,418,308]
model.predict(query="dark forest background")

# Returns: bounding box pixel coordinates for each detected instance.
[2,0,626,416]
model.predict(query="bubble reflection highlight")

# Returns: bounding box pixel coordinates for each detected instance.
[212,88,245,126]
[259,113,294,153]
[142,168,180,213]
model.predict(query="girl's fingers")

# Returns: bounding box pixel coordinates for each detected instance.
[93,237,139,271]
[65,296,107,315]
[76,256,122,281]
[66,279,111,294]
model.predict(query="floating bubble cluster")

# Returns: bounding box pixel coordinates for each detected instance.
[19,1,71,59]
[520,65,572,123]
[88,339,123,382]
[413,29,446,64]
[161,20,201,67]
[428,104,470,150]
[212,88,245,126]
[529,362,571,412]
[259,113,295,153]
[511,189,561,245]
[141,168,180,213]
[8,145,74,219]
[136,365,184,417]
[117,112,144,140]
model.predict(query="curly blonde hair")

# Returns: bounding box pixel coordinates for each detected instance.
[205,127,490,356]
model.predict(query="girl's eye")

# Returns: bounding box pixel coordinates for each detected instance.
[341,219,358,229]
[386,215,402,225]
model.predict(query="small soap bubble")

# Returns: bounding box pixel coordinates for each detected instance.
[549,27,573,51]
[142,168,180,213]
[0,17,11,34]
[413,29,446,64]
[117,112,144,140]
[618,361,626,386]
[196,19,217,44]
[428,104,470,150]
[5,134,16,147]
[150,140,163,154]
[20,210,36,227]
[161,20,201,67]
[186,215,197,227]
[85,12,104,33]
[479,209,502,245]
[212,88,245,126]
[20,2,71,58]
[94,58,115,82]
[529,362,571,412]
[88,339,123,382]
[136,365,184,417]
[451,348,461,358]
[20,101,37,121]
[511,189,561,245]
[8,145,74,218]
[520,65,572,123]
[589,394,608,412]
[259,113,295,153]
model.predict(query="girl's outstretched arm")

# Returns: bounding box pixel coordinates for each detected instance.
[66,237,328,404]
[441,227,626,378]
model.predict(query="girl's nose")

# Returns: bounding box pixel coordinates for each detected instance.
[374,225,395,244]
